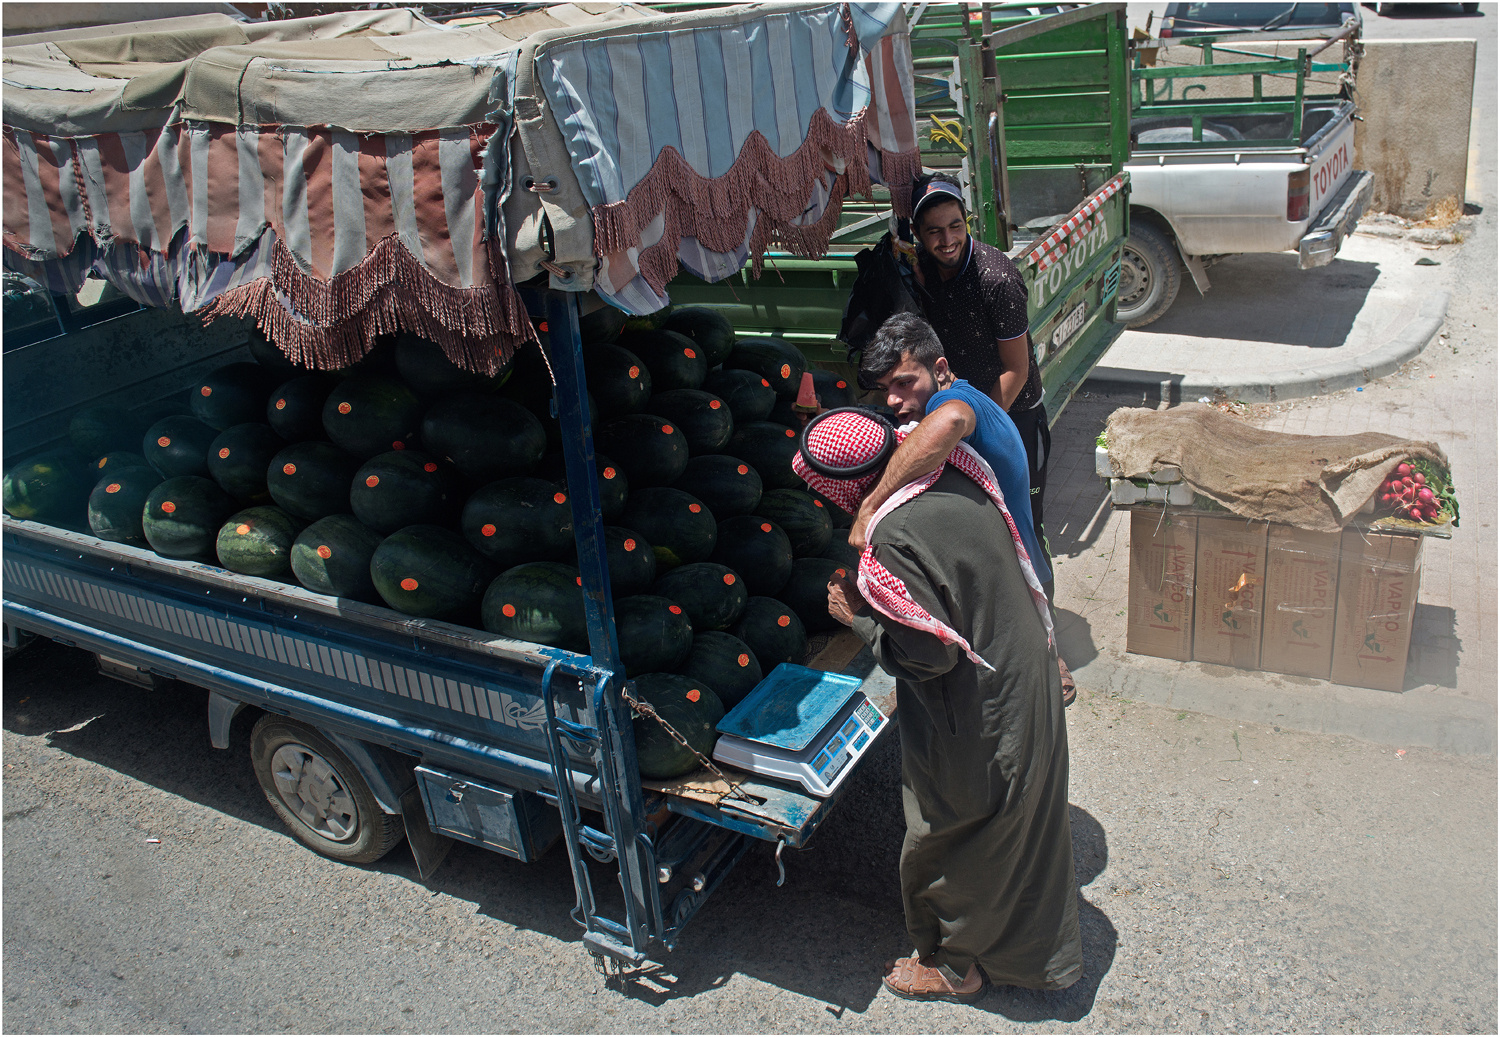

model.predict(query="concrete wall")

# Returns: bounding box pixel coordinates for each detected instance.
[1351,39,1477,219]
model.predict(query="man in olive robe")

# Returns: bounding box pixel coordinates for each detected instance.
[796,407,1081,1002]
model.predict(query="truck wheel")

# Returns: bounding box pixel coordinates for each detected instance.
[1116,222,1182,328]
[251,716,405,864]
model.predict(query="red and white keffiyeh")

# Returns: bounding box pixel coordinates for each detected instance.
[794,409,1054,670]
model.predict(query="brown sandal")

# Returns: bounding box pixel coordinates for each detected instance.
[1058,656,1077,708]
[882,956,987,1004]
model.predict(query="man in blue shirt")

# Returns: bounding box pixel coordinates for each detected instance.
[853,312,1075,705]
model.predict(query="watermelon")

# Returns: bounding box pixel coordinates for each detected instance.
[604,526,657,597]
[322,375,423,459]
[579,297,629,344]
[728,421,802,490]
[820,527,861,569]
[702,368,776,425]
[191,363,276,432]
[266,375,335,442]
[647,389,734,456]
[87,466,163,544]
[755,488,833,558]
[266,441,362,521]
[522,389,599,458]
[370,524,495,619]
[461,477,575,569]
[90,451,152,478]
[709,515,793,597]
[810,368,857,409]
[583,343,652,417]
[620,486,717,571]
[807,487,854,528]
[776,556,848,635]
[246,332,303,377]
[421,393,547,485]
[142,415,218,478]
[733,596,808,668]
[69,405,145,458]
[3,453,90,526]
[617,329,707,391]
[768,397,803,428]
[596,413,690,488]
[673,454,763,520]
[290,514,383,601]
[350,450,461,534]
[614,595,694,676]
[394,334,508,400]
[541,450,629,523]
[482,561,588,653]
[620,305,673,334]
[677,630,763,709]
[629,672,724,779]
[207,423,285,504]
[651,562,747,632]
[142,476,236,561]
[215,505,304,578]
[724,337,806,398]
[663,307,736,367]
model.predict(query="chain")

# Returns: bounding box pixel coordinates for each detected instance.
[619,682,759,804]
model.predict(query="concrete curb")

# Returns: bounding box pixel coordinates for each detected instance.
[1071,648,1496,756]
[1085,290,1451,403]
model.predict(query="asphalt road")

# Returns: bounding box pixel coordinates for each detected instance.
[4,632,1495,1034]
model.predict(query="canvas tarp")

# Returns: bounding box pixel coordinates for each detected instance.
[2,2,920,374]
[1104,404,1449,533]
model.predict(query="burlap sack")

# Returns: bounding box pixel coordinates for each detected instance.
[1104,404,1448,533]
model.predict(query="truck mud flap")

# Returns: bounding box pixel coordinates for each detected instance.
[401,785,455,881]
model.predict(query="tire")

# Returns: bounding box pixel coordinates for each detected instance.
[250,716,405,864]
[1116,221,1182,328]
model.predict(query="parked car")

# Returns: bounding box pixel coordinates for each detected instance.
[1159,2,1360,37]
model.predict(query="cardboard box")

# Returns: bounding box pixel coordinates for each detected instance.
[1329,529,1423,692]
[1192,516,1269,670]
[1126,509,1197,660]
[1259,524,1342,680]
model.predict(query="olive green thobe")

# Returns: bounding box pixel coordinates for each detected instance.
[851,468,1082,990]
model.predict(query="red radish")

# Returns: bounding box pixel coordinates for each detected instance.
[1413,472,1426,486]
[1417,487,1434,503]
[1395,463,1411,476]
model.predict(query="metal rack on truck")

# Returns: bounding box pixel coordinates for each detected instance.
[3,2,1129,967]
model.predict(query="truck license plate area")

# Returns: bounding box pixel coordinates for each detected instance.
[1051,301,1088,351]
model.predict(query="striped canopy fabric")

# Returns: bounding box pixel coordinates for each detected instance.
[525,0,918,313]
[3,3,920,369]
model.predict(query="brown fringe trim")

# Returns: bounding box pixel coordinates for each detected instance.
[199,233,537,375]
[841,3,859,52]
[592,105,922,296]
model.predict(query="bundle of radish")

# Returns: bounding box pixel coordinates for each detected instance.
[1377,460,1459,527]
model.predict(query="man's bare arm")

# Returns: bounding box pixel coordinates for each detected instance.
[989,332,1030,411]
[848,399,975,551]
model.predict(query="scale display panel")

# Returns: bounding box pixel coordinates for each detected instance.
[713,663,888,797]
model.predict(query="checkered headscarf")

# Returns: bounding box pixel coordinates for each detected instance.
[794,408,1053,669]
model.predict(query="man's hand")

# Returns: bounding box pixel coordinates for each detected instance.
[827,573,867,627]
[848,498,877,553]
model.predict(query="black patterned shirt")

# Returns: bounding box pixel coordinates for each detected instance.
[917,238,1042,415]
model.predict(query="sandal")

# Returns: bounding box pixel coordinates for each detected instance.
[1058,656,1076,708]
[882,956,987,1004]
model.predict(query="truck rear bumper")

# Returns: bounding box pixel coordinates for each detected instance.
[1299,170,1375,269]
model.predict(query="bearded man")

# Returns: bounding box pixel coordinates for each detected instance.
[795,408,1082,1003]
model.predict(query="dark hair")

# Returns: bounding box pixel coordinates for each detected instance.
[859,312,945,384]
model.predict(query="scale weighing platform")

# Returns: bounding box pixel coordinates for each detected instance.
[713,663,888,797]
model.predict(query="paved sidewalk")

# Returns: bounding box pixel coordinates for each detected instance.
[1056,225,1496,755]
[1087,231,1452,402]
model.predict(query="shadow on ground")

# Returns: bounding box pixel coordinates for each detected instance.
[1133,255,1380,348]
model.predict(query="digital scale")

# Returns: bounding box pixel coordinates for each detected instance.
[713,663,888,797]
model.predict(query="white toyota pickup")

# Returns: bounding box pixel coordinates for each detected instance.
[1117,20,1375,326]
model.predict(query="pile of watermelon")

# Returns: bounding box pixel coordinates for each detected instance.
[3,305,866,780]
